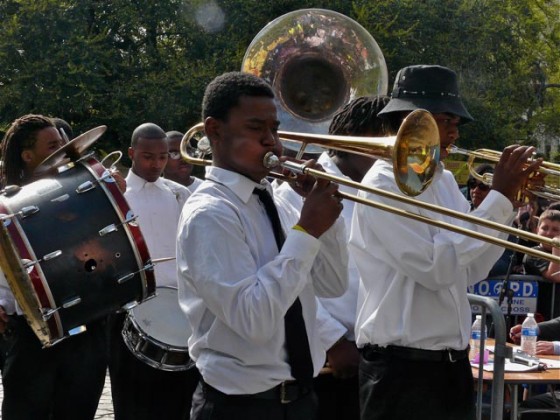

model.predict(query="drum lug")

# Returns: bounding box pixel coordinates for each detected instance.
[99,224,118,236]
[19,206,39,218]
[1,185,21,197]
[43,250,63,261]
[41,296,82,320]
[121,300,139,311]
[99,215,138,237]
[117,260,154,284]
[117,273,135,284]
[23,250,62,269]
[76,181,96,194]
[68,325,87,336]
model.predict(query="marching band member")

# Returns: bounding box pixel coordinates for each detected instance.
[163,130,203,192]
[108,122,199,420]
[274,95,390,420]
[0,114,108,420]
[349,65,541,420]
[177,71,348,420]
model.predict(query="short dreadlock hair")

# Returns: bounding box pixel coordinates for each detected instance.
[328,95,390,157]
[1,114,55,186]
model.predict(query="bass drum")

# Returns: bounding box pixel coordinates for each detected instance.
[122,286,192,371]
[0,157,155,347]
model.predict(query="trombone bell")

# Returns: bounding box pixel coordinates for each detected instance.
[278,109,440,196]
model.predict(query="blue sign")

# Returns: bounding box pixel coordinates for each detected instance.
[468,277,539,315]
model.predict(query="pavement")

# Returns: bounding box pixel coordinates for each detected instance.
[0,370,116,419]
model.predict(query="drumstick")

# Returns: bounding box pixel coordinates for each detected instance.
[151,257,176,264]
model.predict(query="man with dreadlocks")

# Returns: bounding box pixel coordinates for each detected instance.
[0,114,108,420]
[274,95,390,420]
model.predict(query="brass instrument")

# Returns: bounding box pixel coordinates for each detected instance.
[179,9,560,263]
[180,122,560,264]
[181,109,440,197]
[241,9,388,149]
[449,145,560,200]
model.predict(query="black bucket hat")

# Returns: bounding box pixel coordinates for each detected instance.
[378,65,474,124]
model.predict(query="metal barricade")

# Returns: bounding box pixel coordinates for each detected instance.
[468,293,513,420]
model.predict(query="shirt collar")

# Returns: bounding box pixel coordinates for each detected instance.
[205,166,270,203]
[125,170,168,192]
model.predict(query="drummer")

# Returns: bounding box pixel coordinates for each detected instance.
[0,114,109,420]
[108,122,199,420]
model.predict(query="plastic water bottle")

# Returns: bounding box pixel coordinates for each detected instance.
[469,315,483,362]
[521,313,538,356]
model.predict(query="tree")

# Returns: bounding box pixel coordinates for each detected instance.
[0,0,559,160]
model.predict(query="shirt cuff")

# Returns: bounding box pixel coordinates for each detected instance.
[553,341,560,355]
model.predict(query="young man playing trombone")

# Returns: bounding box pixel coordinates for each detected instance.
[176,71,348,420]
[349,64,542,420]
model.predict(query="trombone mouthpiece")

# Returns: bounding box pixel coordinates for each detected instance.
[263,152,280,169]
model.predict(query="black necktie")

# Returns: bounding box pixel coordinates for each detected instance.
[253,188,313,381]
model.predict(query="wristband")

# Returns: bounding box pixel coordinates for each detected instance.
[292,224,308,234]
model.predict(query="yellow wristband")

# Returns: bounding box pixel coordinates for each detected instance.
[292,224,308,234]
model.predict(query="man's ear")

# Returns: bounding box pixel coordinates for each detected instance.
[127,147,134,161]
[21,150,34,163]
[204,117,221,145]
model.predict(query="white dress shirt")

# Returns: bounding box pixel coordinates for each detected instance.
[125,171,191,287]
[177,166,348,394]
[185,176,203,195]
[275,152,360,343]
[0,270,19,315]
[350,160,514,351]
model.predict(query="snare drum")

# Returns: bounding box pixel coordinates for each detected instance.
[122,286,192,371]
[0,157,155,347]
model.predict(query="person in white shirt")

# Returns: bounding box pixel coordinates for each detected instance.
[274,95,389,420]
[349,65,542,420]
[163,130,203,193]
[0,114,109,420]
[177,71,348,420]
[108,123,199,420]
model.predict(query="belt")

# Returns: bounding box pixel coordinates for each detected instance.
[201,379,312,404]
[362,344,469,363]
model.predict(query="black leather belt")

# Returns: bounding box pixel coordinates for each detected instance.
[201,379,312,404]
[362,344,469,363]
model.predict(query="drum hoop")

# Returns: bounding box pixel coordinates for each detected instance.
[0,202,62,344]
[126,312,189,352]
[82,158,155,299]
[122,316,191,372]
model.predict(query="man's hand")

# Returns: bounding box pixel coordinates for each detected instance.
[298,174,343,238]
[535,341,555,355]
[510,324,522,344]
[492,145,542,207]
[283,159,320,198]
[111,170,127,193]
[326,338,360,379]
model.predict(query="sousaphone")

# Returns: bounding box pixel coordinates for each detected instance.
[241,8,388,151]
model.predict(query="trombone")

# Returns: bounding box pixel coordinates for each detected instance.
[180,117,560,264]
[449,145,560,201]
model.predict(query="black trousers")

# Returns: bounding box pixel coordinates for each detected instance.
[519,390,560,419]
[108,312,200,420]
[1,315,108,420]
[359,346,476,420]
[314,371,359,420]
[190,381,318,420]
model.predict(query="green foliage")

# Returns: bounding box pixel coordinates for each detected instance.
[0,0,559,159]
